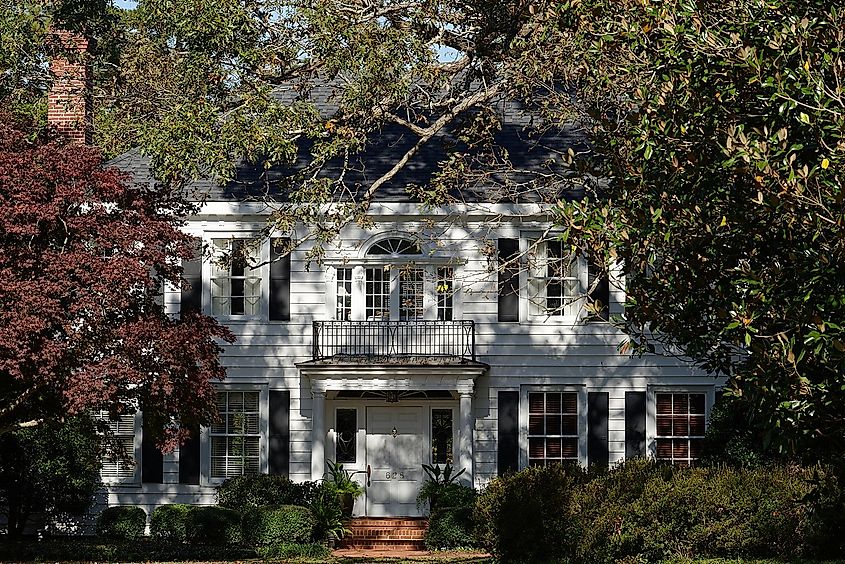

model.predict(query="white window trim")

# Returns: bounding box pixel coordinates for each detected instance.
[200,385,269,485]
[525,237,589,322]
[324,264,461,321]
[645,385,714,462]
[99,411,142,486]
[518,385,588,468]
[202,233,269,321]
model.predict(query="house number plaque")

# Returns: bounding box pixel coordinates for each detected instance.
[385,471,405,480]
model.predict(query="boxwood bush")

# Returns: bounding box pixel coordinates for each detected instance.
[96,506,146,540]
[184,506,242,545]
[475,464,584,562]
[241,505,316,546]
[216,475,320,512]
[150,504,192,542]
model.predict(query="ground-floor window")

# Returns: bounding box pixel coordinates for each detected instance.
[210,390,261,478]
[655,392,706,466]
[527,391,579,466]
[99,412,138,483]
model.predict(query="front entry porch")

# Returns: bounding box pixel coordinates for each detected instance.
[297,362,487,517]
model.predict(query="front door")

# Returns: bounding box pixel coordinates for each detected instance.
[366,406,424,516]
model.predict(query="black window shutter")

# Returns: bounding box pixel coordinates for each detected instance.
[497,391,519,474]
[180,239,202,315]
[179,424,201,485]
[270,238,291,321]
[588,259,610,321]
[268,390,290,476]
[498,239,519,322]
[625,391,647,459]
[141,412,164,484]
[588,392,609,468]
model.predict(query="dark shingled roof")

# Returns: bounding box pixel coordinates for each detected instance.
[108,83,588,204]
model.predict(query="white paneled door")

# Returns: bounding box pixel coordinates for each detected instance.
[366,406,424,516]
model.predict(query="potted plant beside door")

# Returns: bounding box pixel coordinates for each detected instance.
[326,460,363,518]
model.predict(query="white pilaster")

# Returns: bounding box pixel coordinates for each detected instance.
[458,390,474,487]
[311,389,327,480]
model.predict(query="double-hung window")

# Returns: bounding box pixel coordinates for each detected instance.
[529,239,585,318]
[527,392,579,466]
[210,391,261,479]
[211,239,261,317]
[655,392,706,466]
[99,412,138,484]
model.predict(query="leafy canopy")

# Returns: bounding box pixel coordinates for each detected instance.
[0,115,234,447]
[541,0,845,463]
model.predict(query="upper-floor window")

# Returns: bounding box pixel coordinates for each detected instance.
[181,236,291,322]
[211,239,261,317]
[330,236,459,321]
[524,238,610,322]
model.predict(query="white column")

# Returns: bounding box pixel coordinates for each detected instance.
[311,389,327,481]
[458,390,474,487]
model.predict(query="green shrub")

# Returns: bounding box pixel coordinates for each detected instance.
[804,467,845,558]
[255,542,332,559]
[149,504,192,542]
[425,506,476,550]
[96,505,147,540]
[475,464,585,563]
[572,460,812,563]
[309,482,348,541]
[241,505,316,546]
[216,474,320,513]
[184,506,242,545]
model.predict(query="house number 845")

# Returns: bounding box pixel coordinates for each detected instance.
[385,471,405,480]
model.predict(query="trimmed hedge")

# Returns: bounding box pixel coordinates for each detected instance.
[572,460,812,563]
[216,475,320,512]
[474,460,844,563]
[241,505,316,546]
[150,504,192,542]
[475,464,584,563]
[96,506,146,540]
[184,506,242,545]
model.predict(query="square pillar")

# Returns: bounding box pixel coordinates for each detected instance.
[311,389,327,481]
[458,390,474,487]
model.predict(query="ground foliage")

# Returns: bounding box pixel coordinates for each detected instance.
[0,417,100,537]
[0,115,234,446]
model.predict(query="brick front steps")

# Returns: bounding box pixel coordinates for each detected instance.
[339,517,429,551]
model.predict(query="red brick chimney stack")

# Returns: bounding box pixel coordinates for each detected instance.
[48,30,94,145]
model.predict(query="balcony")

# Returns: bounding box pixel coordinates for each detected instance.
[311,320,476,362]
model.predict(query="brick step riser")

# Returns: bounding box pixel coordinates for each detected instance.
[342,542,427,550]
[348,533,427,540]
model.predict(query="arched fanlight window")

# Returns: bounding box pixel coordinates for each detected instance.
[366,237,422,256]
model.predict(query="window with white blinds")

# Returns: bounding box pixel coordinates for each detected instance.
[99,413,137,483]
[210,391,261,479]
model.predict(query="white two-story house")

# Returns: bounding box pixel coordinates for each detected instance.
[95,84,719,520]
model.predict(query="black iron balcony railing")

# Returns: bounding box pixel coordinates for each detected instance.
[312,320,475,362]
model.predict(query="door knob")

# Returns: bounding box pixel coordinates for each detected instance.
[366,464,371,487]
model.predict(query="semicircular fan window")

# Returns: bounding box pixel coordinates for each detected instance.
[366,237,422,256]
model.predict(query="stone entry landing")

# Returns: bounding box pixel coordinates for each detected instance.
[339,517,428,551]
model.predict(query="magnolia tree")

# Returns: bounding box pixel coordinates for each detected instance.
[532,0,845,463]
[0,116,234,448]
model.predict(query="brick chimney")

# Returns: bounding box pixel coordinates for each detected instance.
[48,30,94,145]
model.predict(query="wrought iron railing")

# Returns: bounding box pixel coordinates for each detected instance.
[312,320,475,361]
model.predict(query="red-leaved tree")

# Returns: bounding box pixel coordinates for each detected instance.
[0,116,233,450]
